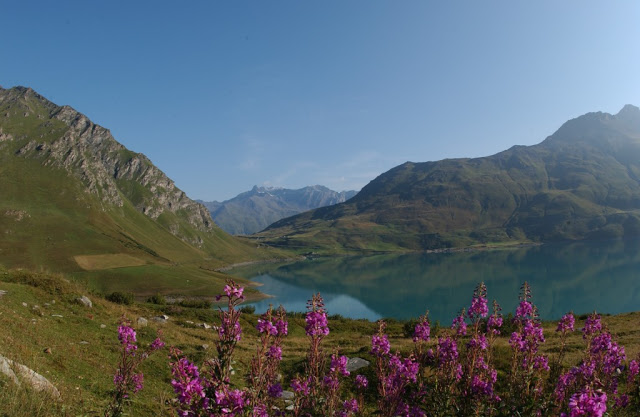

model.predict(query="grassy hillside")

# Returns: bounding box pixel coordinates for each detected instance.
[256,105,640,254]
[0,86,287,297]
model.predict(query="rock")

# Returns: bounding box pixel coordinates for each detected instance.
[44,348,52,354]
[281,390,295,400]
[22,302,28,307]
[0,290,7,297]
[185,320,194,325]
[0,354,61,399]
[76,295,92,308]
[285,404,294,411]
[346,357,370,373]
[198,322,212,330]
[151,316,168,324]
[201,344,209,351]
[79,341,89,345]
[51,314,63,318]
[100,324,107,329]
[137,317,148,327]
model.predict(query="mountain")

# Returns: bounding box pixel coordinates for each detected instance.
[200,185,357,235]
[256,105,640,253]
[0,86,283,296]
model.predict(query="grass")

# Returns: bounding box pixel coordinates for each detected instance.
[2,267,640,416]
[73,254,149,270]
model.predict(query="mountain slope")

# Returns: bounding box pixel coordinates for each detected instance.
[257,105,640,253]
[0,86,282,295]
[200,185,357,235]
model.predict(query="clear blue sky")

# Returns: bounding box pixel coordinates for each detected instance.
[3,1,639,201]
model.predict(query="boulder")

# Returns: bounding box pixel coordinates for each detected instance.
[346,357,370,373]
[76,295,92,308]
[137,317,149,327]
[0,354,61,399]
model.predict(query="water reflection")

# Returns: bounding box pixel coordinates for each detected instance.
[234,238,640,323]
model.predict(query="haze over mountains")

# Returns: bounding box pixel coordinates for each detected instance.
[257,105,640,253]
[0,86,282,296]
[200,185,357,235]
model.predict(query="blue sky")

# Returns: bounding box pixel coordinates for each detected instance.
[3,1,639,201]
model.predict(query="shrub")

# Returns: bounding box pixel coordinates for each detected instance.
[146,293,166,305]
[105,291,135,305]
[239,305,256,314]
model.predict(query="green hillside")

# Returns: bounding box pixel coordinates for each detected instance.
[256,105,640,253]
[0,86,285,297]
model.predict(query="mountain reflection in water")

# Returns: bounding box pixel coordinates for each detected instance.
[233,238,640,323]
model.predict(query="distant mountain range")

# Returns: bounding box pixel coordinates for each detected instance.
[200,185,357,235]
[256,105,640,253]
[0,86,283,296]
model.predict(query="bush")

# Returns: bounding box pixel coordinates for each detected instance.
[147,293,167,305]
[239,305,256,314]
[178,299,211,309]
[105,291,135,305]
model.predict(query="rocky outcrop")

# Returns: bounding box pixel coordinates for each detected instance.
[0,354,61,399]
[1,86,214,244]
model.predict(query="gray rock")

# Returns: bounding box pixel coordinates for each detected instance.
[0,354,61,398]
[346,357,370,373]
[22,302,28,307]
[198,322,212,329]
[281,390,295,400]
[100,324,107,329]
[77,295,92,308]
[79,341,89,345]
[0,290,7,297]
[151,316,168,324]
[137,317,148,327]
[51,314,63,318]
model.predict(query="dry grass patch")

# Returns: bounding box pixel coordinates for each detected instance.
[74,254,148,270]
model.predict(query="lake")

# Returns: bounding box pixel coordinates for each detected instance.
[231,238,640,324]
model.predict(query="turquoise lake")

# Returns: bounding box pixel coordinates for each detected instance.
[231,238,640,324]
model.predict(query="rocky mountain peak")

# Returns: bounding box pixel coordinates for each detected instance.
[1,86,215,246]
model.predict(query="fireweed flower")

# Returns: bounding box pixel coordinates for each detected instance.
[267,383,283,398]
[105,317,164,417]
[372,333,391,357]
[451,310,467,337]
[468,283,489,319]
[330,354,351,376]
[355,374,368,390]
[582,313,602,339]
[413,314,431,343]
[291,376,311,395]
[256,318,278,335]
[557,313,575,334]
[563,388,607,417]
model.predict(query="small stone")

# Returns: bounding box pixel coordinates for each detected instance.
[44,348,52,354]
[201,344,209,350]
[151,316,167,324]
[76,295,92,308]
[285,404,294,411]
[198,322,212,330]
[79,341,89,345]
[137,317,148,327]
[22,302,28,307]
[0,290,7,297]
[51,314,63,318]
[100,324,107,329]
[281,390,295,400]
[346,357,370,373]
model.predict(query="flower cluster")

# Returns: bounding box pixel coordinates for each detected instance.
[105,317,164,417]
[105,280,640,416]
